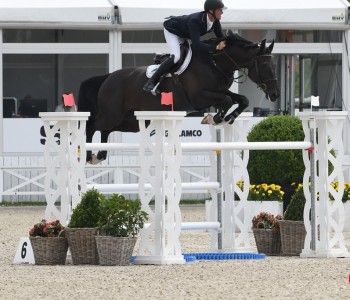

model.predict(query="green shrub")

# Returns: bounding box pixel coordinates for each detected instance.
[98,194,148,237]
[68,188,105,228]
[247,115,305,185]
[283,187,306,221]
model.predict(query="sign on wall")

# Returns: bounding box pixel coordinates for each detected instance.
[2,117,213,153]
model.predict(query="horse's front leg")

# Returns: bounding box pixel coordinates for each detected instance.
[198,90,233,125]
[223,91,249,124]
[96,130,110,162]
[85,123,95,163]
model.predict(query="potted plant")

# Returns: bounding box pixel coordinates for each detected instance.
[278,186,307,256]
[95,193,148,266]
[29,219,68,265]
[235,181,284,228]
[66,188,105,264]
[252,212,282,255]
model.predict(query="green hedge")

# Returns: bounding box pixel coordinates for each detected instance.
[247,115,305,185]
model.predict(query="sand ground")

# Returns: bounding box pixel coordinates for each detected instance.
[1,205,350,300]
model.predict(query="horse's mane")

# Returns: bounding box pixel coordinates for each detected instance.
[224,33,258,49]
[204,32,258,49]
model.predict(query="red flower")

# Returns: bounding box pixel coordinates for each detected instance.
[29,219,65,237]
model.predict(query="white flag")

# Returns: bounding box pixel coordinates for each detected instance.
[311,96,320,107]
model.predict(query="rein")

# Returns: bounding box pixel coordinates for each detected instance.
[211,51,246,84]
[212,50,277,93]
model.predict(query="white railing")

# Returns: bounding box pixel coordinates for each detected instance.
[0,155,213,201]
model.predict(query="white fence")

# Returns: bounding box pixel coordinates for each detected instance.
[0,153,213,202]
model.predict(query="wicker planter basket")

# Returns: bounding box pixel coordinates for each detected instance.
[95,236,137,266]
[278,220,306,256]
[252,228,281,256]
[65,227,99,265]
[30,236,68,265]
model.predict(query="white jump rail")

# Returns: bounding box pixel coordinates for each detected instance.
[86,141,312,195]
[87,182,220,194]
[144,221,221,231]
[86,141,312,151]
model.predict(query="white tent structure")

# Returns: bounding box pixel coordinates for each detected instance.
[0,0,114,28]
[0,0,348,29]
[114,0,349,29]
[0,0,350,201]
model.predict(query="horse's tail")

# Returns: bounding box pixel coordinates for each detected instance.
[77,73,110,116]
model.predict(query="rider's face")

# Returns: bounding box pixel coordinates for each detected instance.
[213,9,223,20]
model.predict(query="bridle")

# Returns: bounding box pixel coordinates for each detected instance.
[253,54,278,94]
[211,49,277,93]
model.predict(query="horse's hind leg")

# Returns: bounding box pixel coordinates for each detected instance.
[224,92,249,124]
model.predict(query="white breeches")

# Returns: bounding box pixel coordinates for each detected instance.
[164,28,185,63]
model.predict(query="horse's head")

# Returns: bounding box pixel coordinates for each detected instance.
[222,31,280,102]
[247,39,280,102]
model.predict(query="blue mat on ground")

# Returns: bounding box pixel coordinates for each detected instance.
[131,253,265,263]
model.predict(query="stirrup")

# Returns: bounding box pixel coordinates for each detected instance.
[151,82,161,96]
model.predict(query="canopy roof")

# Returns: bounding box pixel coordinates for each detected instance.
[0,0,114,28]
[0,0,349,30]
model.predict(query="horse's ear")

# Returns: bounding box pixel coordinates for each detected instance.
[260,39,266,50]
[268,39,275,53]
[226,29,234,37]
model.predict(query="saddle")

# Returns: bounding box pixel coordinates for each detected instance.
[146,40,192,78]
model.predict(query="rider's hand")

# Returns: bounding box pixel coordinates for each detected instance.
[216,41,226,51]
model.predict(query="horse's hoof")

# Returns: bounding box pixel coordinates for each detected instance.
[201,114,215,125]
[90,154,102,165]
[213,114,224,125]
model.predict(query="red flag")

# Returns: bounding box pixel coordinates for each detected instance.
[161,92,173,111]
[63,93,75,107]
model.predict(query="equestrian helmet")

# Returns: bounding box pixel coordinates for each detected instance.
[204,0,227,11]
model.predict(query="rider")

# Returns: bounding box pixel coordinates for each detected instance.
[143,0,227,95]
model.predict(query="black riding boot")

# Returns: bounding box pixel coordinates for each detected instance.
[143,55,175,95]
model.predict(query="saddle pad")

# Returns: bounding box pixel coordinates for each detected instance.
[146,44,192,79]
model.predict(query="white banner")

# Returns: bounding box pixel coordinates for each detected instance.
[2,117,212,153]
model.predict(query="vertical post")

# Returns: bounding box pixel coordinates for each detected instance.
[40,112,89,225]
[309,117,316,251]
[134,111,186,265]
[216,129,222,250]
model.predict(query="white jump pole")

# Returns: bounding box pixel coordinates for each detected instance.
[87,182,220,194]
[86,141,312,152]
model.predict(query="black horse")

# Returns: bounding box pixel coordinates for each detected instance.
[78,30,280,163]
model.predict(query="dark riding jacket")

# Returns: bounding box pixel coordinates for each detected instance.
[164,11,224,52]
